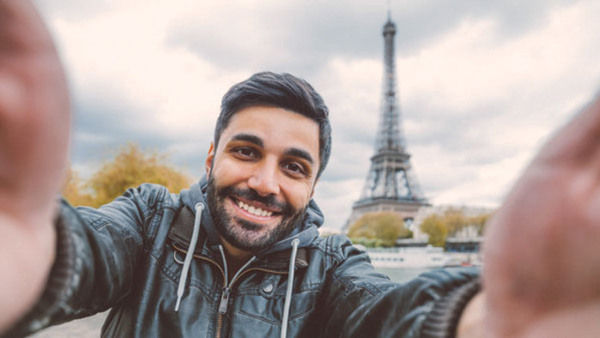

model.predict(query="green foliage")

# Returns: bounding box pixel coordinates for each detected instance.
[348,212,411,247]
[62,144,193,207]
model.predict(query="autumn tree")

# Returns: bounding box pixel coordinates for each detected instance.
[420,214,448,247]
[443,209,469,235]
[441,208,494,236]
[62,144,193,207]
[420,209,494,247]
[348,212,412,247]
[469,212,492,235]
[62,166,94,207]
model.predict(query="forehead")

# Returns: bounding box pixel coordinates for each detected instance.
[219,106,319,155]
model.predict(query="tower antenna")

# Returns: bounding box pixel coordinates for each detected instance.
[387,0,391,21]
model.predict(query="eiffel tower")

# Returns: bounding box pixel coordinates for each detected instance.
[345,14,428,232]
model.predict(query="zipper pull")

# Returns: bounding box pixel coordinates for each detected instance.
[218,287,230,314]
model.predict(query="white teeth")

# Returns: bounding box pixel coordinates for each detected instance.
[236,200,273,217]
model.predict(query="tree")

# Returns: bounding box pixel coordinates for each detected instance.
[348,212,411,247]
[420,214,448,247]
[443,208,469,235]
[62,144,193,207]
[62,166,94,207]
[443,208,494,236]
[419,209,494,247]
[469,212,493,235]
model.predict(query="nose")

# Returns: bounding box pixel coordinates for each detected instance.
[247,160,280,196]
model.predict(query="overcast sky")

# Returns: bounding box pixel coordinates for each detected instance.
[35,0,600,230]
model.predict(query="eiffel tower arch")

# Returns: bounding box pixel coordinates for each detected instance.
[345,15,429,233]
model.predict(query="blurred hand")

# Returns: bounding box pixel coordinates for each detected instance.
[0,0,70,331]
[483,94,600,337]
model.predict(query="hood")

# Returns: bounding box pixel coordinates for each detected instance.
[178,175,323,257]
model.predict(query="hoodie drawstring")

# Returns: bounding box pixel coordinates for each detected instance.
[280,238,300,338]
[218,245,229,283]
[175,203,204,312]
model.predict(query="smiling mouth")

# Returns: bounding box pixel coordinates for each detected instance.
[231,197,279,218]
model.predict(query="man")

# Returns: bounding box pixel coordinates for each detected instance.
[2,1,600,337]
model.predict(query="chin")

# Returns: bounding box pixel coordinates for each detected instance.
[227,220,277,251]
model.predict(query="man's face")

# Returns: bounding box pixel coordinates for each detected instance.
[205,105,320,252]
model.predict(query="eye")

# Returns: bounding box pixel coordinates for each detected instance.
[232,147,258,159]
[282,162,307,177]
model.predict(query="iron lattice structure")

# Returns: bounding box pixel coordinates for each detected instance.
[346,17,428,232]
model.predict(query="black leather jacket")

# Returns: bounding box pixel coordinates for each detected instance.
[6,179,478,337]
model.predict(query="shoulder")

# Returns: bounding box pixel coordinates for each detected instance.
[74,183,181,233]
[308,234,370,266]
[134,183,179,208]
[98,183,182,215]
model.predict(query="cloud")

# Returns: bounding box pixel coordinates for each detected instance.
[163,0,584,76]
[35,0,600,229]
[34,0,112,21]
[163,1,394,71]
[314,0,600,224]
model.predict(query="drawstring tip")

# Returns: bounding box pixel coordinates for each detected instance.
[281,238,301,338]
[174,202,204,313]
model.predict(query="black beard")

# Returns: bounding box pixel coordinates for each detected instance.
[206,176,306,252]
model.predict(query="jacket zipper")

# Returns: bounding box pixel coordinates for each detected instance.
[172,244,228,338]
[173,244,291,337]
[218,287,230,314]
[216,267,291,337]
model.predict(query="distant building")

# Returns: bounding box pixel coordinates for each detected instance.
[445,226,484,252]
[342,14,494,254]
[344,14,428,233]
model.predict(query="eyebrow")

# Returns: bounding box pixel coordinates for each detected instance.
[231,133,315,165]
[284,148,314,166]
[231,133,263,148]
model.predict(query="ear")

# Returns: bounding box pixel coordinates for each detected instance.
[205,142,215,176]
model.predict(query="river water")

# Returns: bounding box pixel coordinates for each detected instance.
[375,267,435,282]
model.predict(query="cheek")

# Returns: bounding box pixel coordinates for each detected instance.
[284,183,314,209]
[211,159,251,185]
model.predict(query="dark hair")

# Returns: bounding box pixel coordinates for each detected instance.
[214,72,332,178]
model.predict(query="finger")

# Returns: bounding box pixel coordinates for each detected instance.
[0,0,54,54]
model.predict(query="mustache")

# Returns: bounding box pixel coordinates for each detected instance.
[218,185,292,213]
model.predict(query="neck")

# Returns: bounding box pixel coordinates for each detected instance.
[219,236,253,279]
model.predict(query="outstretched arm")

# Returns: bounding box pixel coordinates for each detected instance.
[0,0,70,332]
[457,94,600,337]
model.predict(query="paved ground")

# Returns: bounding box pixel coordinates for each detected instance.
[31,312,107,338]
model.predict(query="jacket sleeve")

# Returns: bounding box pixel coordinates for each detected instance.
[320,236,480,338]
[3,184,172,337]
